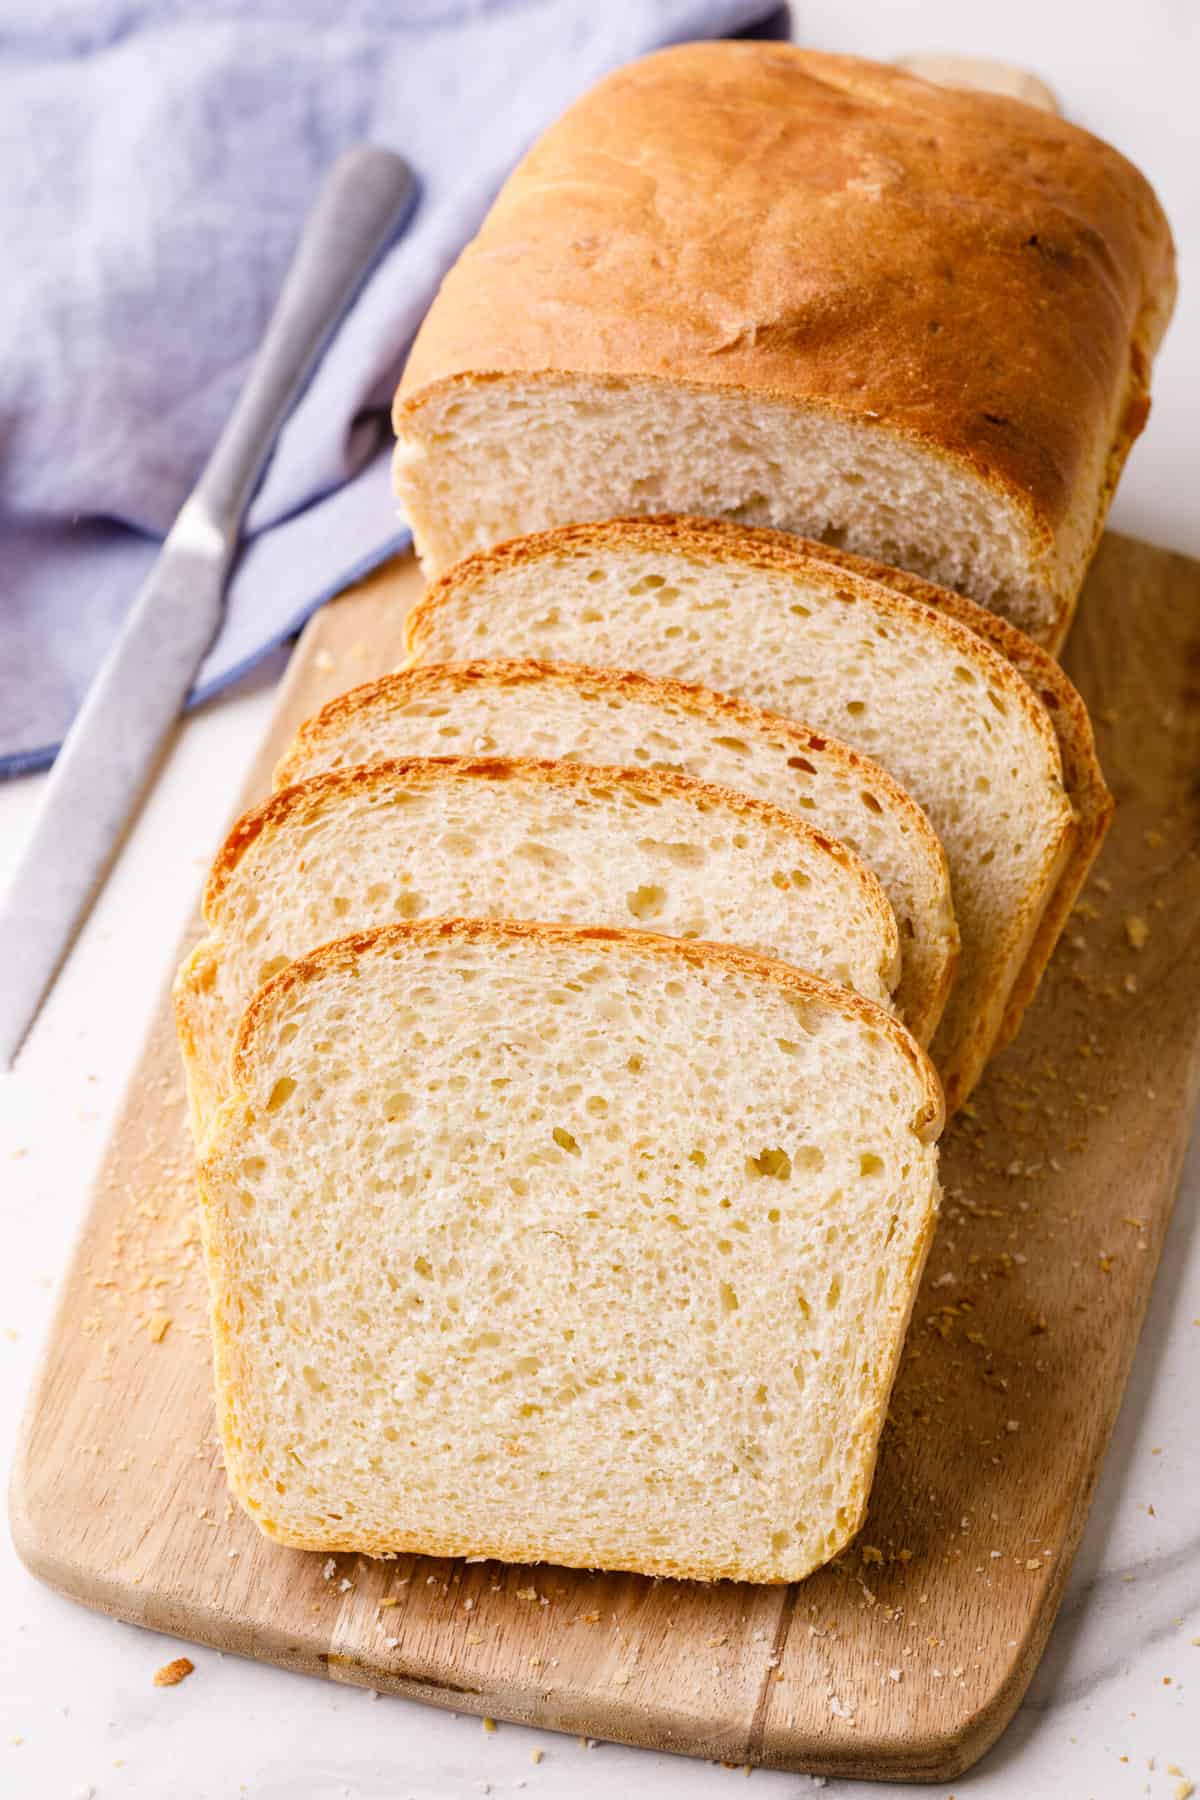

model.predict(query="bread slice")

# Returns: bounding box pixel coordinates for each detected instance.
[403,517,1081,1110]
[197,918,943,1580]
[789,539,1113,1053]
[175,755,900,1144]
[393,42,1174,647]
[274,660,957,1045]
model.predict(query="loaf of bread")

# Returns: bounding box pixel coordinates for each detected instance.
[196,919,942,1580]
[394,43,1174,648]
[403,517,1098,1110]
[275,660,957,1044]
[175,754,900,1141]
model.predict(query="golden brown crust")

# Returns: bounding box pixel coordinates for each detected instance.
[396,43,1175,637]
[205,750,901,983]
[212,1514,833,1584]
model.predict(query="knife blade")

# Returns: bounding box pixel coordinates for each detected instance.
[0,145,415,1069]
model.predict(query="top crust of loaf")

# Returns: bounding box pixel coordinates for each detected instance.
[229,916,945,1146]
[396,43,1174,567]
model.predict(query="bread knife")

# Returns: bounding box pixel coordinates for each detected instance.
[0,146,415,1069]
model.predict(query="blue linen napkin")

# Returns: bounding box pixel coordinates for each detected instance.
[0,1,786,775]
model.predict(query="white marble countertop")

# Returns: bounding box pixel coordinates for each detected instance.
[2,2,1199,1794]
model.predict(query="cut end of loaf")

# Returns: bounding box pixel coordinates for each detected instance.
[394,44,1176,651]
[394,375,1065,643]
[200,920,942,1581]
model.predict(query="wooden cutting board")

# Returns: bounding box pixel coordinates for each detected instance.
[12,531,1200,1783]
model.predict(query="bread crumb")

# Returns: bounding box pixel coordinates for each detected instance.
[515,1586,538,1601]
[153,1656,194,1687]
[1124,915,1150,950]
[482,1716,497,1733]
[147,1311,171,1343]
[1175,1782,1194,1800]
[530,1748,544,1764]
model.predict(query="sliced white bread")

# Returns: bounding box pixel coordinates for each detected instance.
[403,517,1086,1110]
[175,755,900,1145]
[275,660,957,1045]
[791,539,1113,1054]
[197,918,943,1580]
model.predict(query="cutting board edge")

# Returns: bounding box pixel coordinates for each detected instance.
[2,1457,1029,1783]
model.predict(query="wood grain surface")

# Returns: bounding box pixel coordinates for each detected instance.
[11,532,1200,1783]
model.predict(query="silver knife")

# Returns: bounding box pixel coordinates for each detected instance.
[0,146,415,1069]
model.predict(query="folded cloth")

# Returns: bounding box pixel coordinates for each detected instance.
[0,0,786,775]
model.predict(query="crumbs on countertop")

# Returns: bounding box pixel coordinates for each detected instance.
[152,1657,194,1688]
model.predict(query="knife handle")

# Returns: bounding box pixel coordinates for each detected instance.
[195,145,416,536]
